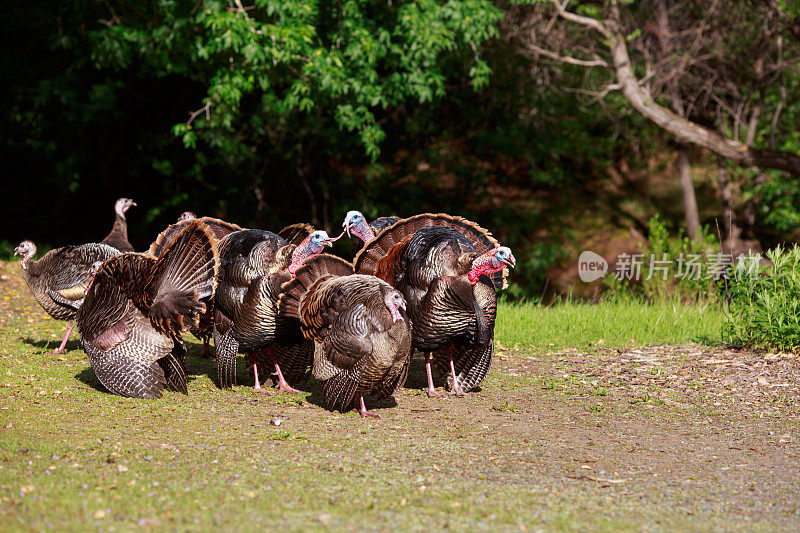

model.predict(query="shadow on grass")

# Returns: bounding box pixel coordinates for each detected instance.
[74,366,107,393]
[21,337,81,352]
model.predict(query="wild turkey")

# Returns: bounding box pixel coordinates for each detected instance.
[101,198,137,252]
[14,240,120,353]
[353,213,515,397]
[149,216,244,358]
[343,211,401,245]
[281,254,412,417]
[214,227,337,393]
[77,220,219,399]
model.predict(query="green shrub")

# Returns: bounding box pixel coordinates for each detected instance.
[603,215,722,303]
[722,245,800,351]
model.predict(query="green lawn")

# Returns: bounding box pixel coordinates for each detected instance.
[496,300,724,350]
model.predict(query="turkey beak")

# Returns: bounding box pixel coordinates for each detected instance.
[501,253,517,269]
[13,245,23,256]
[399,300,406,312]
[343,220,352,239]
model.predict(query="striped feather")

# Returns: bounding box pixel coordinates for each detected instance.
[353,213,505,289]
[277,223,315,246]
[279,254,354,321]
[148,217,242,258]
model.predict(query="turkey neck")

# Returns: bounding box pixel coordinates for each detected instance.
[20,255,42,279]
[472,281,497,346]
[110,213,128,242]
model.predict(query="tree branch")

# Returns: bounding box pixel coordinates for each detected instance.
[186,103,211,126]
[549,0,610,38]
[548,2,800,176]
[527,44,608,67]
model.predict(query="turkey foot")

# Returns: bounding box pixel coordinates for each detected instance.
[424,353,446,398]
[251,356,270,394]
[354,395,379,418]
[449,356,466,397]
[271,350,300,394]
[53,324,74,354]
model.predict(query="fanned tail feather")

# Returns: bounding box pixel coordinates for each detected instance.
[146,221,220,335]
[277,223,315,246]
[280,254,353,319]
[153,220,219,298]
[353,213,506,289]
[148,217,242,258]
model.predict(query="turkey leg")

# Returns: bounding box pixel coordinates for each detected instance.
[270,347,300,394]
[354,395,379,419]
[449,352,466,397]
[424,352,445,398]
[53,323,74,354]
[251,353,269,394]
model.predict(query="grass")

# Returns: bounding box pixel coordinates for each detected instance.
[3,261,794,531]
[496,299,724,349]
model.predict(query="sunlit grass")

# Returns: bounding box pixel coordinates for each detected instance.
[496,300,724,349]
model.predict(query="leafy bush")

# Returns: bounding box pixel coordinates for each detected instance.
[603,215,723,303]
[722,246,800,351]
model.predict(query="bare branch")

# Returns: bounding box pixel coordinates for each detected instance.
[549,0,611,38]
[527,44,608,68]
[186,103,211,126]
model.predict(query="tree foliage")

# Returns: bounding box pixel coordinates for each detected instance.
[91,0,501,160]
[4,0,800,300]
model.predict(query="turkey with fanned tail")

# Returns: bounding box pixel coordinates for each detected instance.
[213,225,338,393]
[353,213,515,397]
[148,215,244,358]
[77,220,219,399]
[14,240,120,353]
[280,254,412,417]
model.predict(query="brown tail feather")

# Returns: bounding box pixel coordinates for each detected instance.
[277,223,315,246]
[354,213,502,284]
[148,217,243,258]
[145,220,220,335]
[373,235,412,285]
[279,254,353,319]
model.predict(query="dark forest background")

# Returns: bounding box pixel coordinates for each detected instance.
[3,0,800,299]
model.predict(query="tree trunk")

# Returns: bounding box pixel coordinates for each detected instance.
[677,144,700,240]
[716,155,741,246]
[742,171,766,236]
